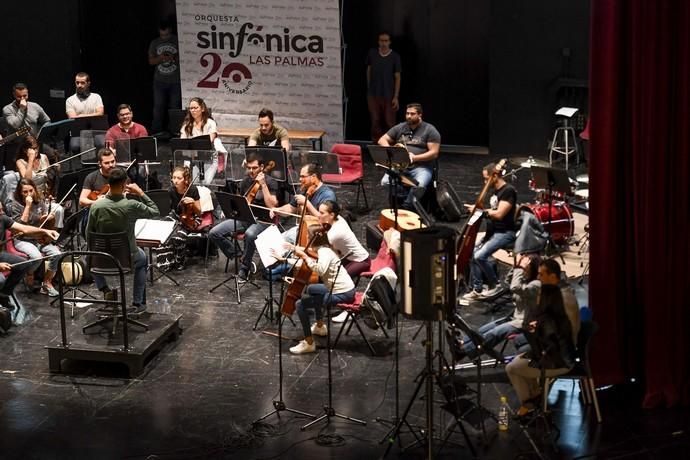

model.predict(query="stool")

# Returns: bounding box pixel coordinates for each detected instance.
[549,107,580,169]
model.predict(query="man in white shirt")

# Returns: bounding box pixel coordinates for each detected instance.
[65,72,105,153]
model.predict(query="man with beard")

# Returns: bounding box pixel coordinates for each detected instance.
[66,72,105,153]
[248,108,291,151]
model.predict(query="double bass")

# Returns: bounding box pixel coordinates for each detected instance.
[455,159,507,279]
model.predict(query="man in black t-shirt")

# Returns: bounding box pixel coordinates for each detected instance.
[209,153,279,280]
[79,149,119,208]
[463,162,517,301]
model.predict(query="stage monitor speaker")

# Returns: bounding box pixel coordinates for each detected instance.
[400,226,457,321]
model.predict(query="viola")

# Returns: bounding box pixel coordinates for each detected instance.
[455,159,507,279]
[87,160,136,201]
[280,223,331,317]
[244,160,276,204]
[176,173,202,232]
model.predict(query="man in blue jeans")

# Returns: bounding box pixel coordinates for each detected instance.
[463,162,517,301]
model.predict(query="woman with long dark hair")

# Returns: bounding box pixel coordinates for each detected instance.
[179,97,226,185]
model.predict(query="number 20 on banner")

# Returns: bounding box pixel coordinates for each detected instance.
[196,52,252,88]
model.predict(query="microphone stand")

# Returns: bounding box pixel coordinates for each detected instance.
[301,256,366,430]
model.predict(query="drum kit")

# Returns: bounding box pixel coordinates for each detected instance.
[507,156,590,246]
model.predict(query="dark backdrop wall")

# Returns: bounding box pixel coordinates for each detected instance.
[490,0,590,157]
[1,1,587,153]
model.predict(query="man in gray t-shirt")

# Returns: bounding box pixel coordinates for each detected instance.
[366,31,401,142]
[378,103,440,209]
[148,19,182,134]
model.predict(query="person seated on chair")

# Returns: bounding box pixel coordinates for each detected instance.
[209,152,279,281]
[79,148,119,208]
[377,102,440,210]
[462,162,517,301]
[270,163,336,244]
[449,253,540,361]
[14,135,63,229]
[168,165,201,270]
[6,179,63,296]
[247,108,290,151]
[85,167,159,314]
[0,201,59,310]
[289,226,356,355]
[317,200,370,278]
[104,104,150,189]
[505,259,581,418]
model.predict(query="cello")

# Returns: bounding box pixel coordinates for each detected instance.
[455,159,507,279]
[280,222,331,317]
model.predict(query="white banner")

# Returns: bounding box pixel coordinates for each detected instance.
[175,0,344,149]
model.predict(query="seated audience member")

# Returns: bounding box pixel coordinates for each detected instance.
[6,179,62,296]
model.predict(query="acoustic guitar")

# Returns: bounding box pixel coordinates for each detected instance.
[0,126,30,147]
[379,208,425,232]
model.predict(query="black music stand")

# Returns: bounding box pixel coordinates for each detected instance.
[209,194,259,301]
[37,119,74,152]
[369,145,416,230]
[170,135,212,152]
[167,109,187,136]
[69,115,109,133]
[531,166,571,260]
[244,146,287,182]
[118,137,159,190]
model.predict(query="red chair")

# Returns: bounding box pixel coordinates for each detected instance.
[322,143,369,211]
[355,238,396,287]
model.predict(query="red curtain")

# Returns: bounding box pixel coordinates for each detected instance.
[590,0,690,407]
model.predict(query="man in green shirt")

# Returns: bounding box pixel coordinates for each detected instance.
[248,108,291,151]
[85,167,159,314]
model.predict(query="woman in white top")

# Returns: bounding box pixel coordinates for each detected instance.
[179,97,227,185]
[318,200,371,278]
[290,226,356,354]
[14,136,64,229]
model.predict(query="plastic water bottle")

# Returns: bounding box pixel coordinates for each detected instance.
[498,396,509,431]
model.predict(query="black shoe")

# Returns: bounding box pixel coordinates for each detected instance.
[103,289,118,302]
[238,266,249,281]
[130,303,147,316]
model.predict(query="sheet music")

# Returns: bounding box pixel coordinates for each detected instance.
[555,107,578,117]
[135,219,176,244]
[255,224,287,268]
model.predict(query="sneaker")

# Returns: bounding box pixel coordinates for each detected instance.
[290,340,316,354]
[40,284,59,297]
[311,323,328,336]
[482,285,504,299]
[332,311,349,323]
[462,290,482,301]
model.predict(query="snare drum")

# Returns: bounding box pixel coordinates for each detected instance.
[526,202,574,245]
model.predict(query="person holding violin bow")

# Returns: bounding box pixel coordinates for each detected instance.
[462,162,517,302]
[0,200,59,311]
[6,179,62,296]
[14,136,64,230]
[270,163,336,245]
[289,225,356,355]
[167,165,202,270]
[79,148,119,208]
[209,152,279,281]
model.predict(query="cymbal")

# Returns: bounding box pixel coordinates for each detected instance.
[509,156,550,168]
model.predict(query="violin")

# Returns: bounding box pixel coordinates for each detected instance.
[280,223,331,317]
[244,160,276,204]
[177,173,202,232]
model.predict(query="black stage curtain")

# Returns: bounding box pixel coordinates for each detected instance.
[589,0,690,407]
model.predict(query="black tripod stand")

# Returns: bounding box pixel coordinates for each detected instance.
[301,258,366,430]
[253,303,315,425]
[383,321,476,459]
[252,261,283,330]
